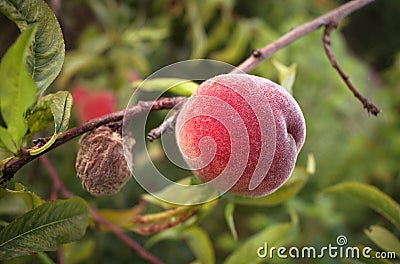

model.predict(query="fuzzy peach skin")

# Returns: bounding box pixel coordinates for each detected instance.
[175,74,306,197]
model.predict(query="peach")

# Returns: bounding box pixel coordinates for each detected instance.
[175,74,306,197]
[71,86,117,124]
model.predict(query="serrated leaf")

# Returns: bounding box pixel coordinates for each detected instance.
[272,59,297,95]
[324,182,400,228]
[0,0,65,94]
[0,183,44,215]
[29,91,73,155]
[224,222,296,264]
[365,225,400,257]
[0,197,89,260]
[133,78,198,97]
[225,202,238,240]
[229,167,309,206]
[0,25,37,153]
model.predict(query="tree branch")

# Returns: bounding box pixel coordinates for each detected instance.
[88,207,163,264]
[40,155,163,264]
[1,97,185,183]
[147,0,376,142]
[147,98,186,142]
[0,0,377,180]
[40,155,73,199]
[147,113,178,142]
[322,23,380,116]
[231,0,376,73]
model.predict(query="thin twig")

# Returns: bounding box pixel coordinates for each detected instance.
[39,155,163,264]
[147,114,178,142]
[147,98,186,142]
[322,24,380,116]
[148,0,376,141]
[1,97,185,183]
[231,0,375,73]
[56,248,64,264]
[1,0,377,180]
[40,155,73,198]
[89,208,162,264]
[50,0,61,17]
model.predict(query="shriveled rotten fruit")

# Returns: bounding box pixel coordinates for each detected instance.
[175,74,306,197]
[75,126,134,196]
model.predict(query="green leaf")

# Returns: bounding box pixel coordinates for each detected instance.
[133,78,199,97]
[0,127,17,154]
[0,183,44,215]
[126,206,199,235]
[146,226,215,264]
[96,205,144,231]
[228,167,309,206]
[364,225,400,257]
[0,197,89,260]
[58,50,106,87]
[224,222,296,264]
[145,226,182,249]
[0,0,65,95]
[272,59,297,95]
[0,25,37,153]
[306,153,316,175]
[323,182,400,228]
[36,252,56,264]
[206,6,232,51]
[27,101,54,137]
[183,226,215,264]
[122,26,168,44]
[186,0,207,59]
[141,176,218,208]
[48,91,72,135]
[225,202,238,240]
[29,91,73,155]
[63,238,96,264]
[211,19,252,63]
[141,177,194,209]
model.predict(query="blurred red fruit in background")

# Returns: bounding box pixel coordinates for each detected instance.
[71,86,117,124]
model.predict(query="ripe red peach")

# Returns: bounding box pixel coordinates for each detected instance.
[175,74,306,197]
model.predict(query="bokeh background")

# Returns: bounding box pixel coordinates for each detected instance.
[0,0,399,263]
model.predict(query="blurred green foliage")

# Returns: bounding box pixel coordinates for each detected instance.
[0,0,399,263]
